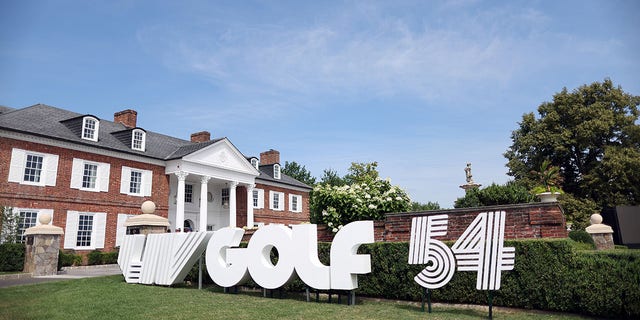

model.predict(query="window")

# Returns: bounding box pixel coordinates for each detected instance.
[269,191,284,211]
[70,158,110,192]
[185,184,193,203]
[82,116,99,141]
[120,167,152,196]
[82,163,98,189]
[252,189,264,209]
[289,194,302,213]
[76,214,93,247]
[132,129,146,151]
[18,211,38,243]
[129,170,142,194]
[23,154,43,183]
[251,158,259,170]
[273,164,281,179]
[64,211,106,249]
[222,188,230,207]
[8,148,59,186]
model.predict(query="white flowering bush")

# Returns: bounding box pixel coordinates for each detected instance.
[310,179,411,232]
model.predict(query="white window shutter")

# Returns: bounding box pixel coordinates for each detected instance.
[70,158,83,189]
[35,209,54,226]
[142,169,152,196]
[8,148,25,183]
[64,211,79,249]
[288,194,294,212]
[258,189,264,209]
[98,163,110,192]
[120,167,131,194]
[93,212,107,249]
[115,214,131,247]
[269,191,274,210]
[44,154,59,186]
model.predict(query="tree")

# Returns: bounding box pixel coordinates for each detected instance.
[319,169,346,186]
[344,162,380,185]
[410,201,441,211]
[0,207,19,244]
[281,161,316,186]
[454,182,533,208]
[504,79,640,208]
[310,179,411,230]
[310,161,411,229]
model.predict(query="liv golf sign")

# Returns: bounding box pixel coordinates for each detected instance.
[118,211,514,292]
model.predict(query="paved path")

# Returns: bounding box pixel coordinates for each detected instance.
[0,264,122,288]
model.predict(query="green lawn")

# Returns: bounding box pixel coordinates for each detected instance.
[0,276,593,320]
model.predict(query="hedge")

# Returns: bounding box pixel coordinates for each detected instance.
[0,243,25,272]
[354,240,639,319]
[187,239,638,318]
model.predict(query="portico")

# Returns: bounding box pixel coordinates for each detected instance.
[165,138,260,232]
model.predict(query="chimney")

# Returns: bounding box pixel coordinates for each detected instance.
[114,109,137,128]
[260,149,280,165]
[190,131,211,143]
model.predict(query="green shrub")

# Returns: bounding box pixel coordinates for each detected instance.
[454,182,534,208]
[0,243,25,272]
[87,250,103,265]
[57,250,83,270]
[569,230,595,248]
[101,251,119,264]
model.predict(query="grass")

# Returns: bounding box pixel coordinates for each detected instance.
[0,275,594,320]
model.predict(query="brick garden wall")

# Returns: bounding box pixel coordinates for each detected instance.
[242,202,566,243]
[315,202,567,243]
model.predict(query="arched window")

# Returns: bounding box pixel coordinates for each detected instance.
[82,116,99,141]
[132,129,146,151]
[273,164,281,179]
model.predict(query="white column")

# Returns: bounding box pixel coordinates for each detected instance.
[199,176,211,232]
[228,181,238,227]
[175,171,189,233]
[246,184,255,228]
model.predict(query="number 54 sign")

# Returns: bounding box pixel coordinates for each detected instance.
[408,211,515,290]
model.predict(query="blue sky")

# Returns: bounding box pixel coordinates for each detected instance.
[1,0,638,208]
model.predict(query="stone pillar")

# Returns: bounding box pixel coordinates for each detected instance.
[586,213,614,250]
[246,184,255,228]
[23,213,64,276]
[199,176,211,232]
[175,171,189,232]
[229,181,238,227]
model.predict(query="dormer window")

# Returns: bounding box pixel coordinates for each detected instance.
[251,158,259,170]
[82,116,99,141]
[273,164,281,179]
[132,129,146,151]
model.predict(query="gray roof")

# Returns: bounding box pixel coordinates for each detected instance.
[0,104,311,190]
[257,164,312,190]
[0,106,14,114]
[0,104,189,159]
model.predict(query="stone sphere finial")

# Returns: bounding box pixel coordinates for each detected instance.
[141,200,156,214]
[39,213,52,225]
[590,213,603,225]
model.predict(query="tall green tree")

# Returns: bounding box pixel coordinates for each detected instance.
[281,161,316,186]
[319,168,346,186]
[504,79,640,208]
[410,201,441,211]
[344,162,380,185]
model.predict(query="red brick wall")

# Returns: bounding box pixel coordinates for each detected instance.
[315,202,567,242]
[0,137,169,251]
[251,183,310,225]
